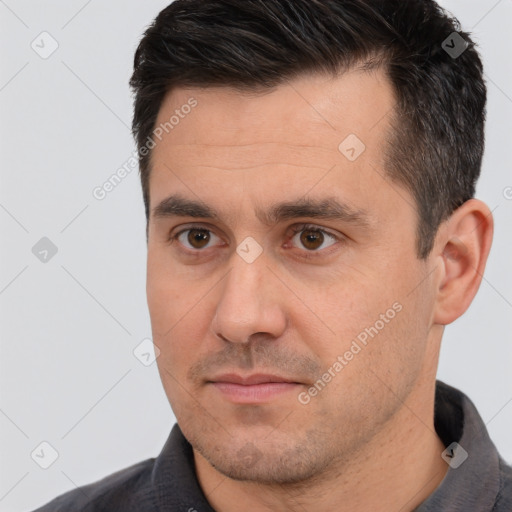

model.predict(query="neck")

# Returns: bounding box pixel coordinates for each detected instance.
[194,378,448,512]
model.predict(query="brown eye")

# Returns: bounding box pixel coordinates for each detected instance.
[173,227,221,250]
[187,228,210,249]
[290,225,337,252]
[300,229,324,250]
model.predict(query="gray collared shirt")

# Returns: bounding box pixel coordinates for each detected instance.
[414,381,512,511]
[31,380,512,511]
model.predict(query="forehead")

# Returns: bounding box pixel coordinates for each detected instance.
[153,68,394,153]
[147,68,412,229]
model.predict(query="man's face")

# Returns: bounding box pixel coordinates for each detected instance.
[146,69,439,483]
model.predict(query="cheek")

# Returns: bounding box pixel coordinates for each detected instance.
[148,274,212,374]
[146,250,191,333]
[312,269,430,386]
[314,300,428,433]
[355,290,431,385]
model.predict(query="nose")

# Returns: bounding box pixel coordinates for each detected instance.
[210,254,287,344]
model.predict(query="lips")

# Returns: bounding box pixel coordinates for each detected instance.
[207,373,302,403]
[208,373,299,385]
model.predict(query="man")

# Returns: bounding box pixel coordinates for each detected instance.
[32,0,511,510]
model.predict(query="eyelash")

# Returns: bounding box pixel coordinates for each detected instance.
[167,223,342,259]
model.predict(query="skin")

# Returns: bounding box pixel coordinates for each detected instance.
[146,68,493,511]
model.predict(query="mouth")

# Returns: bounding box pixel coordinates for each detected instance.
[207,373,303,404]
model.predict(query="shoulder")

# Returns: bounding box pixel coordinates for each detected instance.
[30,458,156,511]
[494,457,512,511]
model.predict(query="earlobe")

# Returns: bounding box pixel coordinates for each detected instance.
[433,199,494,325]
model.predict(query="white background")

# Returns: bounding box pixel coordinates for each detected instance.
[0,1,511,510]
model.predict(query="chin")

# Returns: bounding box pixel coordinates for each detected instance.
[192,430,338,485]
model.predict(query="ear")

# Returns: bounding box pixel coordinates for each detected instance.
[432,199,494,325]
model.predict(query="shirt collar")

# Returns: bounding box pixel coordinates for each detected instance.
[414,380,502,511]
[151,422,217,511]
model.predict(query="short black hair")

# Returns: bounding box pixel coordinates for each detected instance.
[130,0,486,259]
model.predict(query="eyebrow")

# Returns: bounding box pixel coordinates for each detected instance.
[152,193,371,228]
